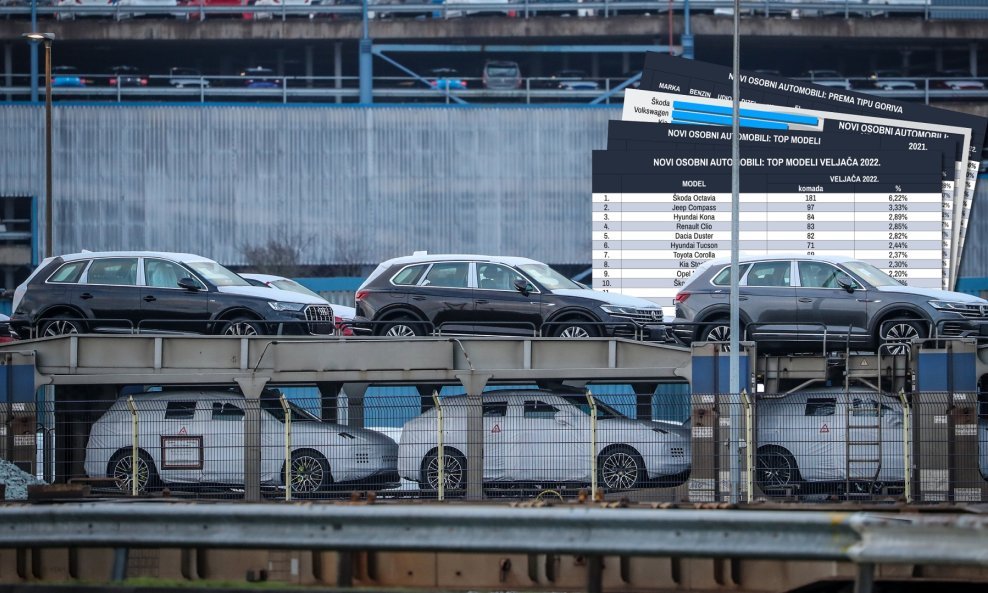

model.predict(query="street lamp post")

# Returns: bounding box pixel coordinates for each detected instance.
[22,32,54,259]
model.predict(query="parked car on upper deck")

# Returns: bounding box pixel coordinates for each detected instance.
[168,67,210,89]
[398,389,690,492]
[355,252,667,339]
[241,66,281,88]
[108,65,148,87]
[85,388,399,495]
[930,70,986,91]
[50,66,91,88]
[672,254,988,354]
[9,251,335,338]
[801,69,852,90]
[548,70,599,91]
[866,69,918,91]
[482,60,522,90]
[239,272,356,335]
[426,67,467,91]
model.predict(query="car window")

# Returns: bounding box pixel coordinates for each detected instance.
[48,260,87,284]
[392,264,428,286]
[483,402,507,417]
[422,262,469,288]
[186,260,249,287]
[523,400,559,419]
[804,398,835,416]
[87,258,138,286]
[164,401,197,420]
[211,401,244,420]
[477,263,525,291]
[711,264,751,286]
[145,258,189,289]
[745,261,790,287]
[517,262,580,290]
[798,262,845,289]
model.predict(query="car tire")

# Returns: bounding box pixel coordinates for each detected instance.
[221,315,262,336]
[551,320,599,338]
[419,447,466,493]
[598,446,645,490]
[700,319,736,351]
[284,449,332,496]
[756,446,801,495]
[38,315,84,338]
[381,315,425,337]
[107,448,160,494]
[878,319,925,356]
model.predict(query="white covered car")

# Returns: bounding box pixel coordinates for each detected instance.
[399,390,690,492]
[756,390,905,494]
[85,390,399,495]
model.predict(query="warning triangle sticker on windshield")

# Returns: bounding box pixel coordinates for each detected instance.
[491,424,501,434]
[820,424,830,433]
[179,427,188,435]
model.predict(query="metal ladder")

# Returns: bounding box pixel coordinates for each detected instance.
[844,399,882,498]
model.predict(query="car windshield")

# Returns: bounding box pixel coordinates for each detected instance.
[843,260,902,287]
[261,396,319,422]
[518,263,582,290]
[270,279,323,300]
[487,66,518,76]
[558,394,625,419]
[187,260,251,287]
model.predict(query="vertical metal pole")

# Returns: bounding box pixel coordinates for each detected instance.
[43,39,52,258]
[682,0,694,60]
[898,389,912,503]
[728,0,741,504]
[359,0,372,104]
[30,1,38,103]
[126,395,138,496]
[586,389,598,498]
[431,390,443,501]
[280,394,292,501]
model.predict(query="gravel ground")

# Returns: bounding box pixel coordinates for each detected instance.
[0,459,45,500]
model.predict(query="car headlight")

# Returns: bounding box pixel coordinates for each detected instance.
[600,305,640,315]
[928,300,978,311]
[268,301,305,312]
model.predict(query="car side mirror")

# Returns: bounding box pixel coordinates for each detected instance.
[178,277,200,291]
[513,278,531,295]
[836,274,854,293]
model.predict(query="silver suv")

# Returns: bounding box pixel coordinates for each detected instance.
[672,254,988,354]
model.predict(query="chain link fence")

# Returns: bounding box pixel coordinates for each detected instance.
[4,385,987,504]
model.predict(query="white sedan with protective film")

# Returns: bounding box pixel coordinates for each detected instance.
[399,390,690,492]
[756,389,905,496]
[85,390,399,495]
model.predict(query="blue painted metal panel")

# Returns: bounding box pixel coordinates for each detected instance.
[0,364,36,403]
[690,354,749,395]
[917,351,977,392]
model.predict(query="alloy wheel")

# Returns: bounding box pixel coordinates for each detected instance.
[223,322,259,336]
[425,452,464,490]
[290,453,327,494]
[558,325,591,338]
[600,451,640,490]
[43,320,80,337]
[757,451,795,491]
[882,322,919,356]
[386,324,418,338]
[112,453,150,493]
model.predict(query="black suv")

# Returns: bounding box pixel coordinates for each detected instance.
[672,254,988,354]
[355,253,666,339]
[10,251,335,338]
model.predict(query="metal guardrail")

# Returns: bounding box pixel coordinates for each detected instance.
[1,503,986,567]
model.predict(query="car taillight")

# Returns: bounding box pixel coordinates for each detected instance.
[462,81,468,88]
[139,78,148,86]
[109,78,117,85]
[355,290,368,301]
[674,292,690,303]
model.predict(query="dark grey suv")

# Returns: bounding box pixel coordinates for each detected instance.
[355,253,666,340]
[672,255,988,353]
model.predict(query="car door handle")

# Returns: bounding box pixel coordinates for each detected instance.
[739,296,748,301]
[798,298,814,303]
[79,293,93,300]
[143,295,157,302]
[411,295,426,301]
[475,299,489,304]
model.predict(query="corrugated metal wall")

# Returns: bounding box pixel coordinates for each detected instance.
[0,104,616,267]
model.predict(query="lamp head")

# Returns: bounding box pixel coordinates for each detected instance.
[22,32,55,43]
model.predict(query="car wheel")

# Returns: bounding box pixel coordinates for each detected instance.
[756,446,800,495]
[221,315,262,336]
[551,320,599,338]
[38,316,84,337]
[878,319,925,356]
[598,447,644,490]
[420,447,466,492]
[381,315,425,337]
[108,448,159,494]
[700,319,740,351]
[285,449,331,495]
